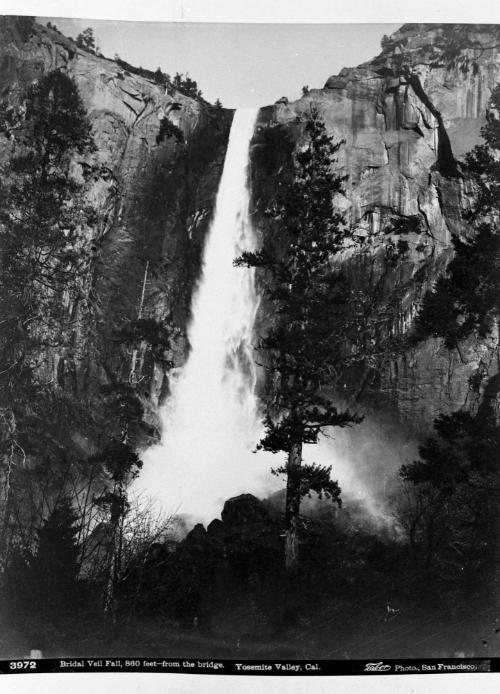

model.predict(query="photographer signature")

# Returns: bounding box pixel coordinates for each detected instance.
[364,662,392,672]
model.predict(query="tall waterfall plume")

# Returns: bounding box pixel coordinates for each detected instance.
[134,109,279,523]
[134,109,399,531]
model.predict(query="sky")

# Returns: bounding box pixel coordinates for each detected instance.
[39,18,399,107]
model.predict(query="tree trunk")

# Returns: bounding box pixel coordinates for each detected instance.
[284,440,302,573]
[103,525,116,620]
[0,410,17,560]
[129,261,149,384]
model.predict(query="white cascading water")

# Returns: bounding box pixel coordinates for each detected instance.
[134,108,279,523]
[134,108,398,532]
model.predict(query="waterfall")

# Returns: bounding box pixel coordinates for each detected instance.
[134,109,399,532]
[134,109,279,523]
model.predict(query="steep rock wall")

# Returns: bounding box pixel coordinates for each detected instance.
[0,17,232,454]
[250,24,500,435]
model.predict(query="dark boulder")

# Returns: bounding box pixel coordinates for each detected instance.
[221,494,271,527]
[207,518,224,537]
[184,522,207,546]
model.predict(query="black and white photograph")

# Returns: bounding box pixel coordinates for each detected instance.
[0,2,499,677]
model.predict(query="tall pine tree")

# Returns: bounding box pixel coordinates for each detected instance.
[32,496,81,621]
[0,69,97,404]
[236,106,362,572]
[2,496,81,636]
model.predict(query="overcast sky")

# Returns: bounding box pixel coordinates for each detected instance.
[39,18,399,107]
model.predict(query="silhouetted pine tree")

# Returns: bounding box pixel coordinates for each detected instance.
[32,496,81,620]
[2,496,81,639]
[236,106,362,572]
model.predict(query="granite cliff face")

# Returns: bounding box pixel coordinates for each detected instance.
[0,17,232,455]
[250,23,500,435]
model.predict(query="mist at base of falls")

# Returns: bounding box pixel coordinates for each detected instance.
[136,417,410,530]
[132,108,408,530]
[133,107,282,523]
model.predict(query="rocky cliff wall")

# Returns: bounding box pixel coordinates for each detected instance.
[0,17,232,454]
[250,23,500,435]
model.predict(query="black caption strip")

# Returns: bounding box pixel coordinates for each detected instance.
[0,658,495,675]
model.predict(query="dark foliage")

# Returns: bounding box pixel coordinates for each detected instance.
[106,57,204,101]
[156,117,184,145]
[400,405,499,587]
[272,462,341,504]
[384,214,424,236]
[114,58,160,82]
[24,70,95,153]
[113,317,174,377]
[413,227,500,347]
[32,496,81,606]
[380,34,393,50]
[92,439,143,486]
[110,60,205,100]
[16,16,35,43]
[170,72,203,100]
[401,410,499,491]
[154,67,170,86]
[89,438,143,547]
[2,496,81,631]
[434,25,500,70]
[464,85,500,217]
[97,382,152,450]
[413,85,500,348]
[76,27,96,53]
